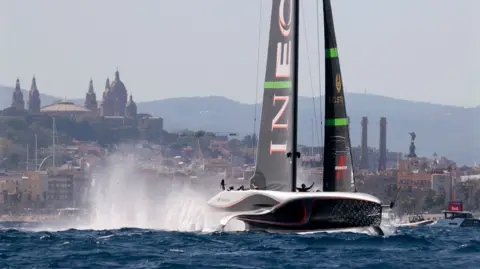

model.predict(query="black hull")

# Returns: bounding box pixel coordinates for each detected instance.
[237,197,382,231]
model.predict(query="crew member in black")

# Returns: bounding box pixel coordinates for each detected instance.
[296,182,315,192]
[220,179,225,191]
[237,185,245,191]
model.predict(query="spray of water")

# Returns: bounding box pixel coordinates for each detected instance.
[80,151,230,232]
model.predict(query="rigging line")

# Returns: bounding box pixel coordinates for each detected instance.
[315,0,324,149]
[300,1,321,151]
[252,0,263,162]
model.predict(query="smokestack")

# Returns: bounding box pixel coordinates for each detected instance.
[379,117,387,171]
[360,117,369,169]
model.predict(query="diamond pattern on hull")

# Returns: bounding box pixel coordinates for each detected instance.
[238,198,382,231]
[327,199,382,227]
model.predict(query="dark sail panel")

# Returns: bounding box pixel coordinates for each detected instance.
[322,0,355,192]
[250,0,298,192]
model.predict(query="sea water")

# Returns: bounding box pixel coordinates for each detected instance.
[1,224,480,268]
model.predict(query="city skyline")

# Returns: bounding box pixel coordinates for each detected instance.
[1,0,478,107]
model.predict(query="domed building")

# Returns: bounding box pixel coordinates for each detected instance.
[125,94,137,118]
[40,99,93,118]
[1,71,164,145]
[100,69,128,117]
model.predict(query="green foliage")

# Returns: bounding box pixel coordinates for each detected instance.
[423,190,436,210]
[228,138,243,151]
[241,134,257,148]
[435,188,446,207]
[419,188,449,213]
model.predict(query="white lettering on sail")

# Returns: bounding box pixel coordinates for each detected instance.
[270,95,289,154]
[268,0,292,155]
[275,41,291,78]
[279,0,292,37]
[276,0,292,78]
[271,95,289,130]
[270,142,287,154]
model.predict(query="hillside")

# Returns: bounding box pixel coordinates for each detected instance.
[138,95,480,165]
[1,85,478,164]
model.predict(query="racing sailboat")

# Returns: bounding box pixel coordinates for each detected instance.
[208,0,384,235]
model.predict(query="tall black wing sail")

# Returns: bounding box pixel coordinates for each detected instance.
[322,0,355,192]
[250,0,298,192]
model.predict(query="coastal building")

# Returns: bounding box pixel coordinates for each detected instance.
[397,159,431,190]
[0,171,41,209]
[459,174,480,182]
[0,164,91,210]
[46,174,74,208]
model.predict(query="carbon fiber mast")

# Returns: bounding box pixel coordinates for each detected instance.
[250,0,299,192]
[322,0,356,192]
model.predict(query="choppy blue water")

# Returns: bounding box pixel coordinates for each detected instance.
[1,222,480,269]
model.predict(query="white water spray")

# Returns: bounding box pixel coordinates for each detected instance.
[81,152,230,232]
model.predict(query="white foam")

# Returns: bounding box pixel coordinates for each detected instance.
[82,152,227,232]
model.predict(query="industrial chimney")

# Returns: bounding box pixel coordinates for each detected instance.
[379,117,387,171]
[360,117,369,170]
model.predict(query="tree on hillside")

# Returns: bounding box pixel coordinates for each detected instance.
[423,189,436,210]
[163,131,179,144]
[228,138,242,152]
[9,153,20,167]
[205,132,216,138]
[194,130,206,139]
[435,188,447,207]
[473,190,480,210]
[241,134,257,148]
[0,137,9,159]
[28,123,54,148]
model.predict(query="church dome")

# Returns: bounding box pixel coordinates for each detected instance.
[126,94,136,108]
[125,94,137,118]
[110,70,127,95]
[101,70,129,116]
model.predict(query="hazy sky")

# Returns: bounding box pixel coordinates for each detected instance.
[0,0,478,107]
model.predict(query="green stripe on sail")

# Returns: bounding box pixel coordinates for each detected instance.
[325,118,348,126]
[325,48,338,58]
[264,81,292,89]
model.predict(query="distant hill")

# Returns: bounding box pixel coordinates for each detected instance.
[138,95,480,165]
[1,85,478,164]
